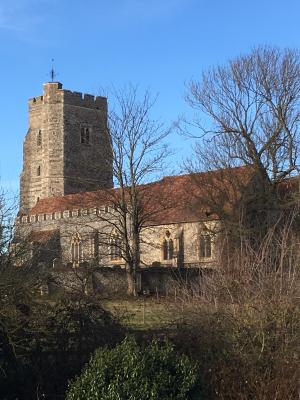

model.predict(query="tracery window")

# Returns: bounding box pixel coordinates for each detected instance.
[199,234,212,258]
[71,233,83,266]
[162,231,174,260]
[110,233,122,261]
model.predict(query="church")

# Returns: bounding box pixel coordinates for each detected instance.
[15,82,257,292]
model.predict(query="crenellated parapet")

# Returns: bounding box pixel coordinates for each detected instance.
[16,206,115,225]
[28,83,107,110]
[63,90,107,110]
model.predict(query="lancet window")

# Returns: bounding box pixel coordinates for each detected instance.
[162,231,174,260]
[110,233,122,261]
[71,233,83,266]
[199,234,212,258]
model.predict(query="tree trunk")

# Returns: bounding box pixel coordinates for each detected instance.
[126,268,137,296]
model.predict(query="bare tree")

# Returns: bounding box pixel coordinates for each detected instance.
[101,85,171,296]
[183,46,300,238]
[185,46,300,181]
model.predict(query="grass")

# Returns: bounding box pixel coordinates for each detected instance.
[101,296,184,329]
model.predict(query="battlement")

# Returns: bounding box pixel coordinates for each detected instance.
[63,89,107,109]
[28,83,107,109]
[16,205,115,225]
[28,95,44,105]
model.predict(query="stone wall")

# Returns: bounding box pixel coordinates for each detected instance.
[47,265,209,297]
[16,209,220,268]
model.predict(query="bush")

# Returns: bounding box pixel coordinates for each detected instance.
[0,297,125,399]
[66,336,199,400]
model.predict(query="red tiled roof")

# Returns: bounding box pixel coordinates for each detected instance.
[277,176,300,197]
[28,166,256,225]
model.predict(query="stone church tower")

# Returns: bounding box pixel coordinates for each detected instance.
[20,82,113,213]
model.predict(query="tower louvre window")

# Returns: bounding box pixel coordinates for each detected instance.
[37,166,41,176]
[85,128,90,143]
[80,127,90,144]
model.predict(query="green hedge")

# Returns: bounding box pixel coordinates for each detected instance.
[66,336,199,400]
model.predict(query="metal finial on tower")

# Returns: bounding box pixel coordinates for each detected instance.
[49,58,58,82]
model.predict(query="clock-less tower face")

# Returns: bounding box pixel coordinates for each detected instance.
[20,82,113,213]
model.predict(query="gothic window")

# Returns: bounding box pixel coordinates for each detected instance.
[110,233,122,261]
[162,231,174,260]
[71,233,83,267]
[199,234,212,258]
[37,130,42,146]
[37,166,41,176]
[80,127,90,144]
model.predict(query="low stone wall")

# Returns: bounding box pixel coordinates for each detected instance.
[140,267,206,295]
[93,268,128,296]
[47,266,211,297]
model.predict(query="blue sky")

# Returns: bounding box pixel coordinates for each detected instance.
[0,0,300,194]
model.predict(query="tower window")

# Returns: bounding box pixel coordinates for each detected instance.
[85,128,90,143]
[80,127,90,144]
[37,130,42,146]
[37,166,41,176]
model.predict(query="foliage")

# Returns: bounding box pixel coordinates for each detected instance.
[0,296,125,399]
[66,336,199,400]
[169,219,300,400]
[172,300,299,400]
